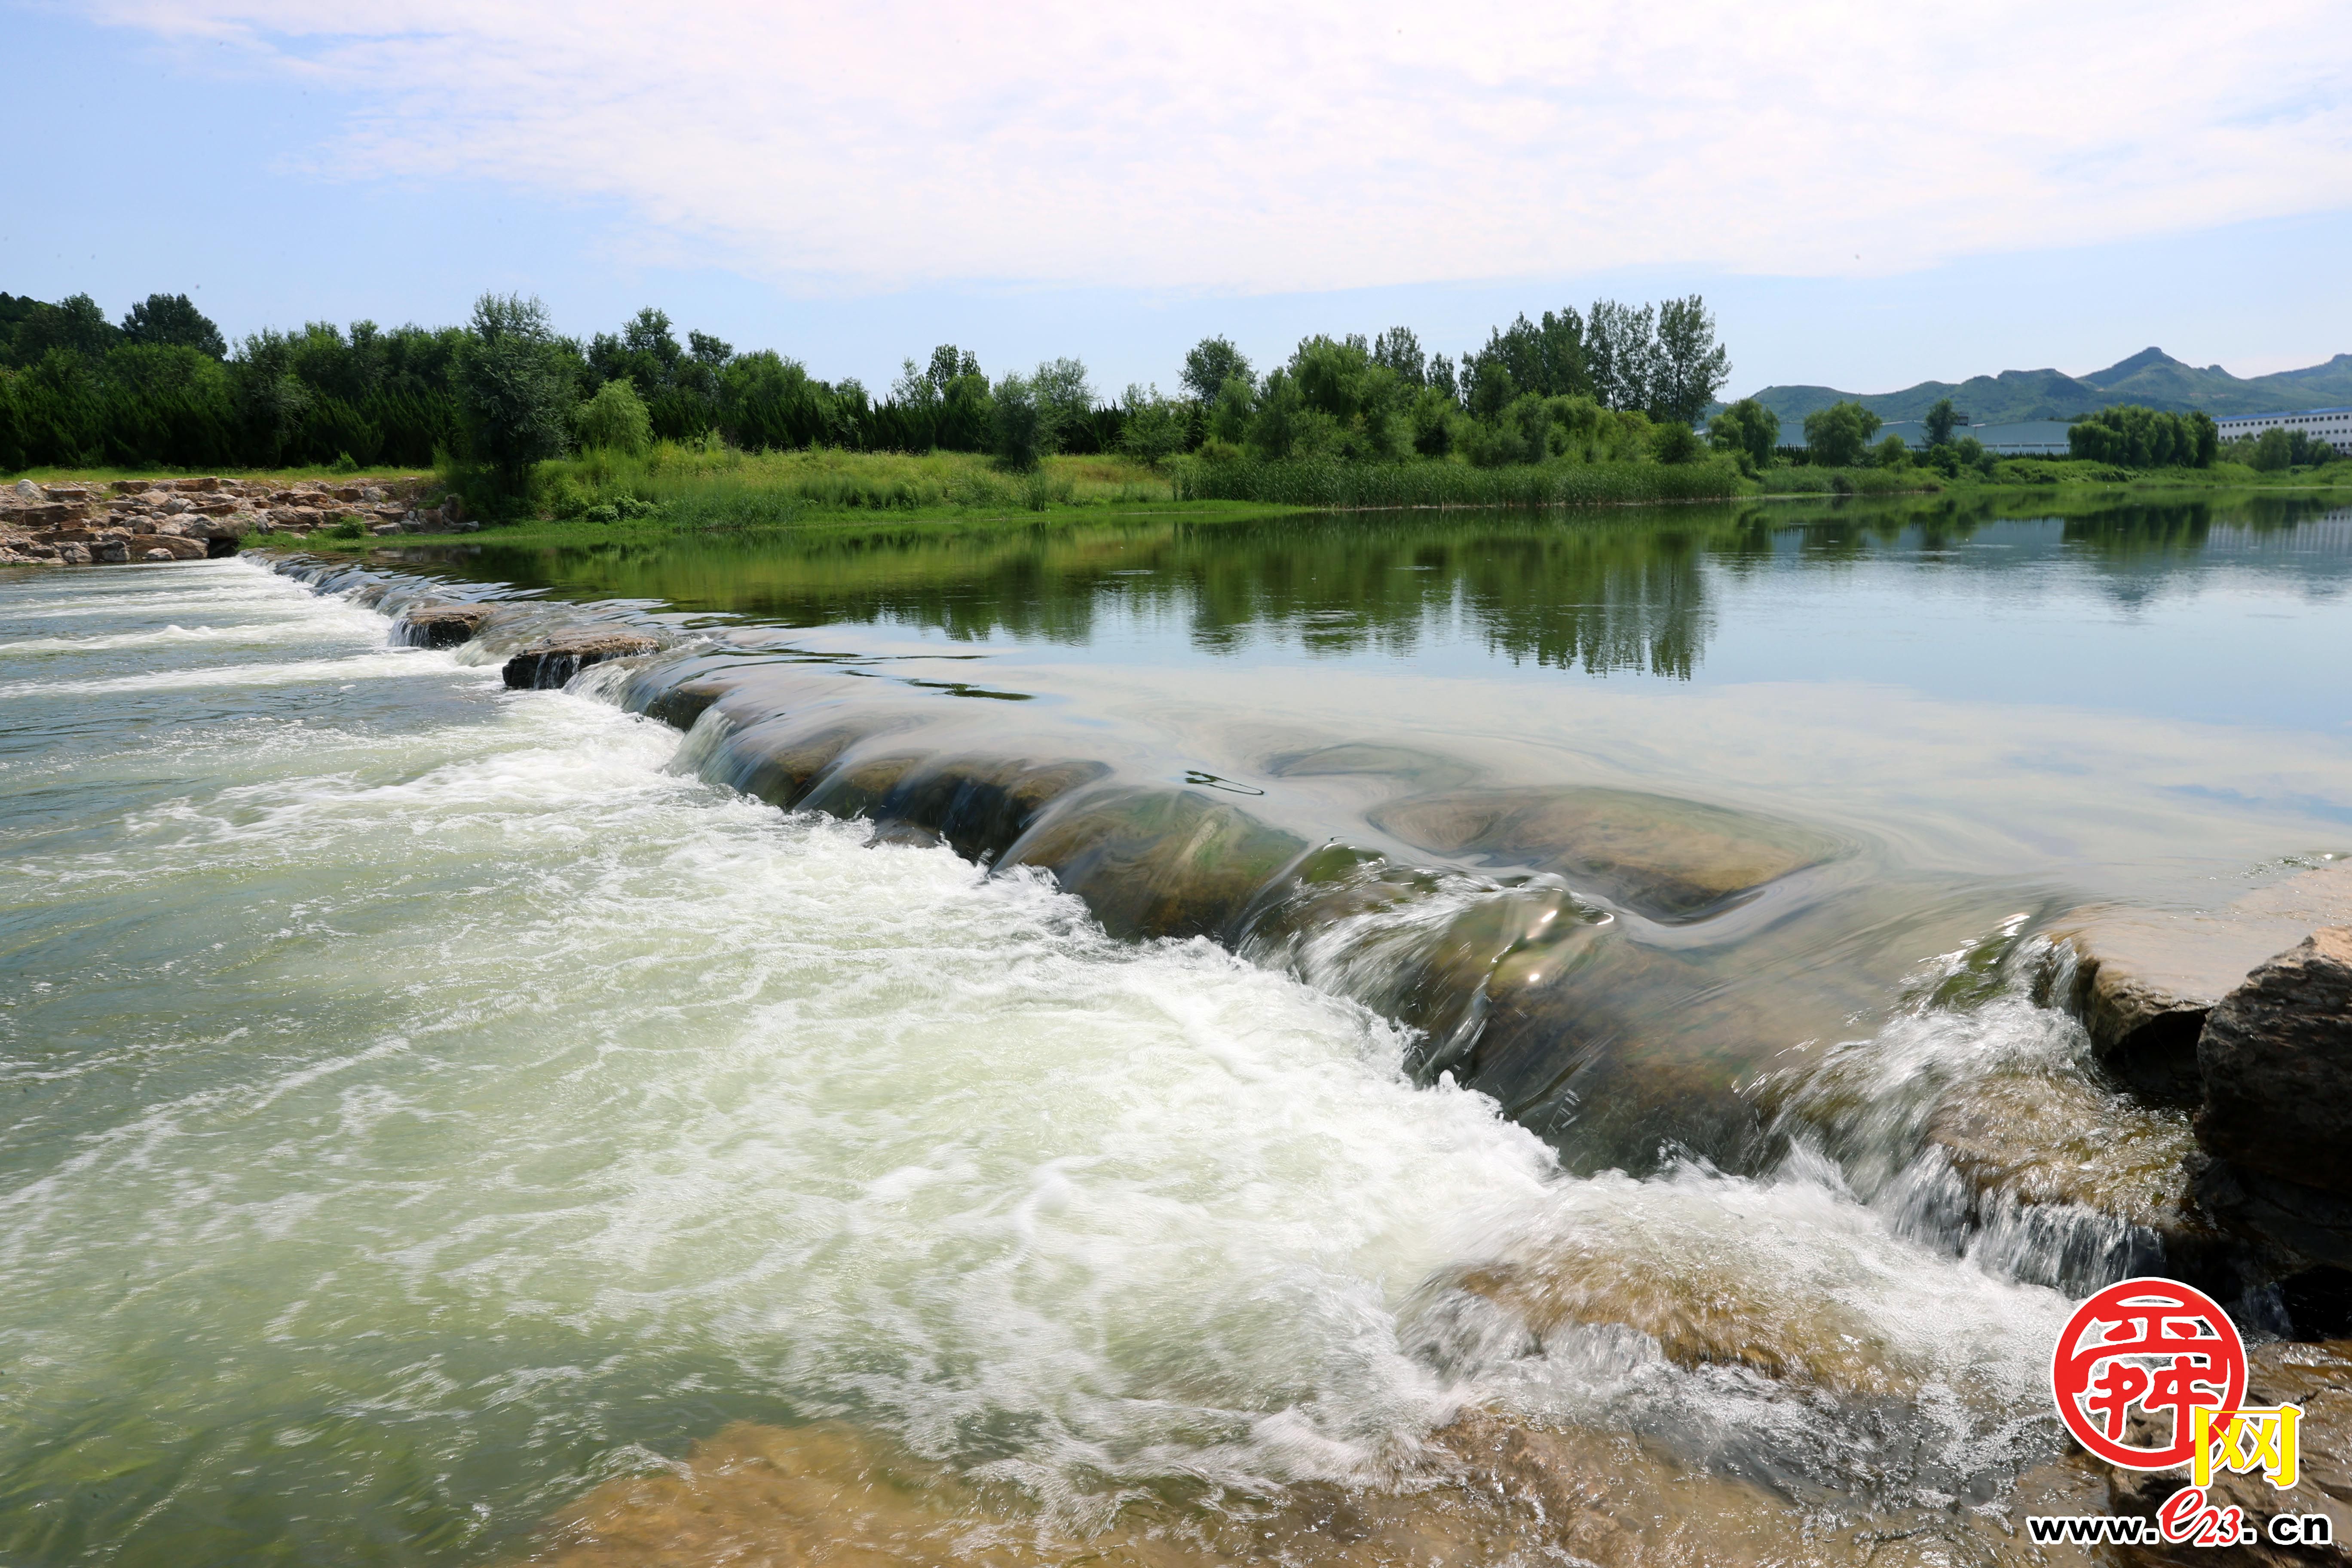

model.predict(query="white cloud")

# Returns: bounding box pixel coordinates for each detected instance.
[84,0,2352,294]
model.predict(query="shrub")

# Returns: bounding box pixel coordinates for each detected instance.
[1803,401,1881,467]
[575,377,653,456]
[1707,398,1779,475]
[1651,422,1702,465]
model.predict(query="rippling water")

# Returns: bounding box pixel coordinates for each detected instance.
[4,500,2344,1563]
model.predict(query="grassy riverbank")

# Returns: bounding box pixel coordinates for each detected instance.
[17,442,2351,561]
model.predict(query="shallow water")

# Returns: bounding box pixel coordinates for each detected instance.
[3,492,2347,1564]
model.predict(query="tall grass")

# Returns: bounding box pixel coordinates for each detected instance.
[1172,456,1746,509]
[530,443,1172,524]
[1754,466,1941,496]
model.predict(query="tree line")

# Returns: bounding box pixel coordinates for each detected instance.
[0,288,1733,481]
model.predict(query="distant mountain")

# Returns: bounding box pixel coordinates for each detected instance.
[1741,349,2352,426]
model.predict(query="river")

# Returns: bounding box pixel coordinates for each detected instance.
[3,491,2347,1564]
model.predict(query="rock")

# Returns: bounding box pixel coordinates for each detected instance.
[90,539,129,564]
[149,535,208,561]
[55,542,91,565]
[1920,1072,2237,1294]
[2199,930,2352,1191]
[360,485,387,502]
[2190,1154,2352,1300]
[369,522,402,536]
[1000,786,1310,942]
[142,548,172,562]
[502,627,661,689]
[2105,1337,2352,1564]
[2053,872,2352,1100]
[1367,785,1840,923]
[11,478,40,500]
[396,604,494,648]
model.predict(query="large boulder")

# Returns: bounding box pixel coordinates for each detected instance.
[2189,929,2352,1285]
[2199,930,2352,1192]
[2049,881,2352,1102]
[502,627,661,689]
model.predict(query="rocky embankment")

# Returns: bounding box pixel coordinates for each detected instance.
[0,474,474,567]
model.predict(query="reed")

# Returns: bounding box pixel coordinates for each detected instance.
[1170,456,1746,509]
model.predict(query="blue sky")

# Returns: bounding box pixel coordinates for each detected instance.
[10,0,2352,400]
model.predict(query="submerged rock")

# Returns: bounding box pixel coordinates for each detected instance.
[1001,786,1310,941]
[517,1407,2076,1568]
[397,604,495,648]
[1369,785,1840,922]
[502,627,660,689]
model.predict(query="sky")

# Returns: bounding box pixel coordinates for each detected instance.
[9,0,2352,400]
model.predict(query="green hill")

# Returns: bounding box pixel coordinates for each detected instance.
[1744,349,2352,426]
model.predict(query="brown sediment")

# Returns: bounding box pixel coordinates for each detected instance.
[514,1412,2113,1568]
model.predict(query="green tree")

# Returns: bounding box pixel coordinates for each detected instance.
[1181,337,1252,403]
[455,293,575,487]
[1117,383,1191,466]
[990,371,1048,470]
[1923,397,1959,448]
[1209,375,1256,444]
[1650,296,1729,425]
[1244,368,1306,459]
[1706,397,1779,473]
[1465,310,1588,410]
[8,293,117,365]
[1370,326,1427,385]
[1871,433,1910,468]
[2068,404,2221,469]
[1586,300,1657,412]
[1029,358,1096,438]
[120,293,226,358]
[1802,400,1882,467]
[575,377,653,455]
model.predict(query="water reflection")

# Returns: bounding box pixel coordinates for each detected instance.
[407,493,2352,684]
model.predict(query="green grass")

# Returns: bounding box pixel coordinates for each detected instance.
[530,444,1181,523]
[1171,456,1749,508]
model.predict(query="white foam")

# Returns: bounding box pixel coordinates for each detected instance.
[0,558,2089,1538]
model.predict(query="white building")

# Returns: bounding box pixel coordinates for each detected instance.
[2212,407,2352,453]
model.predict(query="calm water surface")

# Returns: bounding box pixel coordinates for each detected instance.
[2,491,2346,1565]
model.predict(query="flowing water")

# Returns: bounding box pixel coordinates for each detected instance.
[3,492,2348,1565]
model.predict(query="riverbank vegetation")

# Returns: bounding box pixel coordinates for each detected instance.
[9,288,2348,531]
[2,286,1750,517]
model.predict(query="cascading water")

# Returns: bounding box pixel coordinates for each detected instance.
[0,553,2234,1564]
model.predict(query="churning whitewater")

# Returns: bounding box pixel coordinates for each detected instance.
[1,557,2100,1564]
